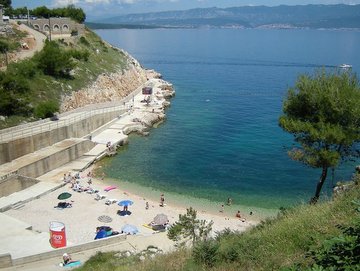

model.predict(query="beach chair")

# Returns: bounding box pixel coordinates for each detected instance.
[105,199,118,205]
[94,193,106,201]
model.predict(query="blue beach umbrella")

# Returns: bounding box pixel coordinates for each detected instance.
[118,200,134,207]
[121,224,138,235]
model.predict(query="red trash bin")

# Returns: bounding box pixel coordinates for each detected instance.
[49,221,66,248]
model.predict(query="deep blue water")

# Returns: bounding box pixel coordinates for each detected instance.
[96,28,360,209]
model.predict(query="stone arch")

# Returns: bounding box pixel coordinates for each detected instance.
[43,24,50,32]
[53,24,60,31]
[62,24,69,32]
[33,24,40,30]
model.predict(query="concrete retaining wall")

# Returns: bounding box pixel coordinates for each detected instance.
[0,175,39,198]
[17,140,95,178]
[11,234,127,267]
[0,110,125,165]
[0,253,12,269]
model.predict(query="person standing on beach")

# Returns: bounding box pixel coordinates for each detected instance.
[220,204,224,213]
[227,197,232,206]
[160,194,165,207]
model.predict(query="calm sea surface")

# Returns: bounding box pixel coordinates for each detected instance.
[95,28,360,210]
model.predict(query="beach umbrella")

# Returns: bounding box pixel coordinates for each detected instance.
[153,213,168,225]
[121,224,138,235]
[98,215,112,223]
[57,192,72,200]
[118,200,134,207]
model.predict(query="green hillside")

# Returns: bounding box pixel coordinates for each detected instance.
[0,26,128,129]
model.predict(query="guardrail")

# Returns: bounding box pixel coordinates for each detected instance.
[0,105,126,143]
[0,82,145,143]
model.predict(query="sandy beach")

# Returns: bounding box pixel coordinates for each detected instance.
[5,168,258,247]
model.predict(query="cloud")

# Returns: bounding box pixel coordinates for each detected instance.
[52,0,180,5]
[53,0,111,6]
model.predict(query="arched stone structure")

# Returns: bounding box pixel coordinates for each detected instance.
[62,24,69,31]
[43,24,50,32]
[29,17,85,38]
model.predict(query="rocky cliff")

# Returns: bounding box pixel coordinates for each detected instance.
[60,50,159,112]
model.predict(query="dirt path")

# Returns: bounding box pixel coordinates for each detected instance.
[15,22,47,60]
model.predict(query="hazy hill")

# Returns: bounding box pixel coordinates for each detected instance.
[90,4,360,29]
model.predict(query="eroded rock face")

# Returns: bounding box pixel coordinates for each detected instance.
[60,52,162,113]
[60,63,147,112]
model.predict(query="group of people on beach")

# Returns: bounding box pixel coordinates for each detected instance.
[63,171,98,194]
[219,197,253,223]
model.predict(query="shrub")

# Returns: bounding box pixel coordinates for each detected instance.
[7,60,37,78]
[34,100,59,119]
[0,90,32,116]
[35,41,75,78]
[192,239,219,268]
[80,36,90,46]
[308,222,360,270]
[68,49,90,61]
[1,73,30,94]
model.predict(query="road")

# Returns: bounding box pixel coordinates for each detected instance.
[14,22,46,61]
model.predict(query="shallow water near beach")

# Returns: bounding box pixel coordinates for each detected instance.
[96,28,360,211]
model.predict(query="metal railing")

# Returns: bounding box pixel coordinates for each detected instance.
[0,83,144,143]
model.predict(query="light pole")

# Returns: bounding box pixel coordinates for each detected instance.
[48,16,52,41]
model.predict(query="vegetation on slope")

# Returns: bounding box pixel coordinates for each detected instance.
[279,70,360,204]
[75,177,360,271]
[0,26,128,129]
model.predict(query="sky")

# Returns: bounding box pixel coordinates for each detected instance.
[11,0,360,20]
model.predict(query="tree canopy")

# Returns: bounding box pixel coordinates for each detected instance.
[31,5,86,23]
[279,69,360,203]
[8,4,86,23]
[167,207,213,247]
[0,0,11,8]
[35,40,76,78]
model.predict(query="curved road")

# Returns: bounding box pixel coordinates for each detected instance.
[15,21,46,60]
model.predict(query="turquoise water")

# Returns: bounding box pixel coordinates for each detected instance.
[96,28,360,210]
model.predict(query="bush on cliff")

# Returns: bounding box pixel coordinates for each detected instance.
[35,41,76,78]
[34,101,59,119]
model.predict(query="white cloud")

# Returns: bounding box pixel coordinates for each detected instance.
[84,0,111,3]
[53,0,111,6]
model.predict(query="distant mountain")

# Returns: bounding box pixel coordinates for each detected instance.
[90,4,360,29]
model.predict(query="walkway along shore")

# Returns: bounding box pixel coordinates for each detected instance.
[0,76,258,270]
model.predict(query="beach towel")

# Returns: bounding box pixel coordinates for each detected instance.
[104,185,117,192]
[61,260,81,268]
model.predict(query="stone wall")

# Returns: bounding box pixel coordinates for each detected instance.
[0,109,125,165]
[30,17,85,37]
[0,175,39,198]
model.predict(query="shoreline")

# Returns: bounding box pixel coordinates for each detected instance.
[1,75,264,262]
[94,170,279,222]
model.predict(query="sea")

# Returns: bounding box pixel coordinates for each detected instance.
[95,28,360,214]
